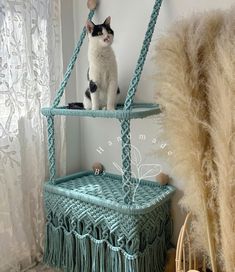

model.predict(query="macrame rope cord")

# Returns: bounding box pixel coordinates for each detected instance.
[47,115,56,181]
[48,10,94,181]
[52,10,95,108]
[120,119,132,204]
[124,0,163,110]
[121,0,163,203]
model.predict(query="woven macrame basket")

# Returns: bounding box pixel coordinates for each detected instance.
[43,172,174,271]
[42,0,175,271]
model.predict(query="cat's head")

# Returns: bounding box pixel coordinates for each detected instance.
[86,16,114,48]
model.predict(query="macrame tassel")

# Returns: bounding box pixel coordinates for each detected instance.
[91,241,99,272]
[99,241,105,272]
[55,226,63,268]
[86,238,91,270]
[44,222,168,272]
[112,249,121,272]
[43,223,51,264]
[44,224,63,268]
[74,233,81,272]
[79,237,86,271]
[63,231,75,272]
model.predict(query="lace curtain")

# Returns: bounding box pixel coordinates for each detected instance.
[0,1,65,271]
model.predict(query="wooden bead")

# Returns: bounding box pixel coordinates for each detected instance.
[156,172,169,185]
[87,0,97,10]
[92,162,104,175]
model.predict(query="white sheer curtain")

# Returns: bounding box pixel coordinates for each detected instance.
[0,1,65,271]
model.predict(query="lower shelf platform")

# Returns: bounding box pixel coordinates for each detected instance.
[44,171,175,214]
[43,171,175,272]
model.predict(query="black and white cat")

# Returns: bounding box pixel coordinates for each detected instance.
[84,17,120,110]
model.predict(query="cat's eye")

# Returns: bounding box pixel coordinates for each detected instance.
[98,31,103,35]
[107,30,112,34]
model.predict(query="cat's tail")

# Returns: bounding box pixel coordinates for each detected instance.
[67,87,91,110]
[67,102,85,110]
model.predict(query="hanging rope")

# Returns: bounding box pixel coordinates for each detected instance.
[120,0,163,204]
[47,115,56,181]
[120,119,132,204]
[48,10,94,181]
[52,10,95,108]
[124,0,163,111]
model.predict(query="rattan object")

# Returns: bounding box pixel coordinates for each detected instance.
[176,213,209,272]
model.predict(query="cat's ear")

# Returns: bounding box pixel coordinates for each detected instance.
[86,20,94,33]
[104,16,111,26]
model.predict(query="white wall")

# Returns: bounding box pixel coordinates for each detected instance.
[61,0,83,174]
[62,0,234,245]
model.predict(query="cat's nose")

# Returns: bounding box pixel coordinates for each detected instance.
[103,36,110,42]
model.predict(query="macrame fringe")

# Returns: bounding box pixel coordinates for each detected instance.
[44,223,167,272]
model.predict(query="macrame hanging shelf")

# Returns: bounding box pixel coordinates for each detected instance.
[41,0,175,271]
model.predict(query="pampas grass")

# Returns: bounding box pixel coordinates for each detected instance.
[153,7,235,272]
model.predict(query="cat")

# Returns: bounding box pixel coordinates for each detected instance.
[83,16,120,110]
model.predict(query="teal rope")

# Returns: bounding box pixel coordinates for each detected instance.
[124,0,163,111]
[48,10,94,180]
[52,10,95,108]
[47,115,56,181]
[121,0,163,203]
[120,119,132,204]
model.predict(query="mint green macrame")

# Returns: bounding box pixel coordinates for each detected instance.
[43,172,175,272]
[43,0,163,203]
[41,1,176,272]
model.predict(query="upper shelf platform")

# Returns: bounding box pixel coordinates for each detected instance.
[41,103,161,119]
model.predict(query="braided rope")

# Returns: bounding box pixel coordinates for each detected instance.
[121,0,163,203]
[47,115,56,181]
[52,10,95,108]
[48,10,94,181]
[124,0,163,110]
[120,119,133,204]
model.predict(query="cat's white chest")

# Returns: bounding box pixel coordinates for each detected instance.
[84,40,119,110]
[88,48,117,106]
[88,49,117,84]
[89,61,109,89]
